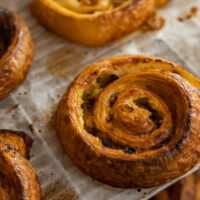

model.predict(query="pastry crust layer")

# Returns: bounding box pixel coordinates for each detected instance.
[0,130,41,199]
[0,8,33,101]
[30,0,154,46]
[0,129,32,158]
[56,55,200,188]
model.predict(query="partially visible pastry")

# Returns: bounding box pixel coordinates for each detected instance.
[30,0,168,47]
[0,129,32,158]
[0,129,41,199]
[56,55,200,188]
[0,7,33,101]
[152,172,200,200]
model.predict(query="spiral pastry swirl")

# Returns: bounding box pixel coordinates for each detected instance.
[56,55,200,188]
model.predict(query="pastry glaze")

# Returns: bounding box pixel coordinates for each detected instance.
[0,129,32,158]
[56,55,200,188]
[0,8,33,101]
[152,172,200,200]
[30,0,156,47]
[154,0,169,8]
[0,130,41,199]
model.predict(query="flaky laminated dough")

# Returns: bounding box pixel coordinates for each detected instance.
[0,8,33,101]
[30,0,169,46]
[0,129,41,199]
[57,55,200,188]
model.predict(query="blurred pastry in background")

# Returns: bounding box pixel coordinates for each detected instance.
[0,7,33,101]
[30,0,169,47]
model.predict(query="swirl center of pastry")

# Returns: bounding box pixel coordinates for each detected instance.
[112,88,165,136]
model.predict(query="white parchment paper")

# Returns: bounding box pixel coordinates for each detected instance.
[0,0,200,199]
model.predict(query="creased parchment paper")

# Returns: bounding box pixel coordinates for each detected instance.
[0,0,200,199]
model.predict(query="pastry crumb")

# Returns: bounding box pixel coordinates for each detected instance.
[143,13,165,31]
[177,6,198,22]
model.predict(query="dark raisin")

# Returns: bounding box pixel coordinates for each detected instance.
[91,71,98,76]
[106,114,114,122]
[6,144,16,151]
[137,189,141,192]
[146,85,152,90]
[156,144,164,149]
[109,93,118,107]
[87,97,95,109]
[186,116,191,131]
[156,122,162,129]
[149,113,157,122]
[28,124,34,133]
[182,135,187,140]
[122,146,136,154]
[176,143,181,150]
[86,127,99,136]
[155,59,162,62]
[102,138,109,147]
[110,74,119,82]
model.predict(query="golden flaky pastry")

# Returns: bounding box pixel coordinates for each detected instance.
[0,7,33,101]
[152,172,200,200]
[56,55,200,188]
[30,0,169,47]
[0,129,41,200]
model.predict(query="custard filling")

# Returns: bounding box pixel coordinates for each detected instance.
[53,0,128,13]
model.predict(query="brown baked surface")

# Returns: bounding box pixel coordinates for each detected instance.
[154,0,169,8]
[56,55,200,188]
[0,7,33,101]
[0,130,41,199]
[30,0,156,46]
[0,129,32,158]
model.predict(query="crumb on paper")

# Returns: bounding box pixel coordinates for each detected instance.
[178,7,198,22]
[145,13,165,31]
[28,123,34,133]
